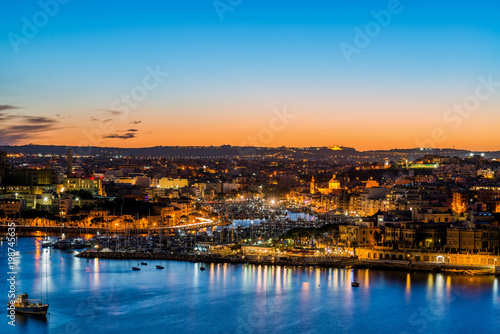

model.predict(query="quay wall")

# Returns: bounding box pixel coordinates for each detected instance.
[356,248,500,268]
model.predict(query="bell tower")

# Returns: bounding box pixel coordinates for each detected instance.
[310,176,316,194]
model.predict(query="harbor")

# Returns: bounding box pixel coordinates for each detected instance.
[1,237,499,334]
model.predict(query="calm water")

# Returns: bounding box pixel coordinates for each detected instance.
[1,238,499,334]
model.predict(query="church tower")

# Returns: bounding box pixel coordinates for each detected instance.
[310,176,316,194]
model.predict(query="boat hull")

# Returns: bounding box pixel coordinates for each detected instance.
[13,305,49,316]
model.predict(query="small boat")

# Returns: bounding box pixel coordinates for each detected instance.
[141,262,147,265]
[200,267,206,271]
[351,281,360,287]
[7,293,48,316]
[156,265,165,269]
[41,237,54,247]
[71,238,87,249]
[54,239,71,250]
[132,267,141,271]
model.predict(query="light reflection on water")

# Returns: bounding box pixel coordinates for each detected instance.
[1,238,499,334]
[494,278,499,309]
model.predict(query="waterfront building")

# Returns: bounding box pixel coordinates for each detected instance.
[0,198,24,214]
[63,177,103,196]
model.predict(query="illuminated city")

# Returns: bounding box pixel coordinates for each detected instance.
[1,1,500,333]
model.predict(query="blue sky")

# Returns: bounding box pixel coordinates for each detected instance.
[1,0,499,150]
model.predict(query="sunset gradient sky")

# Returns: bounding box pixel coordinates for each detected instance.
[1,0,500,151]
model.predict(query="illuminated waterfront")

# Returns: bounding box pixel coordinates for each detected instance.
[1,238,499,333]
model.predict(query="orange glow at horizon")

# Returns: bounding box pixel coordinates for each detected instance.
[11,101,500,152]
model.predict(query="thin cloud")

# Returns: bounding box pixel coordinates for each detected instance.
[130,120,142,124]
[0,114,61,144]
[103,132,137,140]
[100,109,124,116]
[21,116,56,124]
[90,117,112,122]
[0,114,56,124]
[0,104,21,111]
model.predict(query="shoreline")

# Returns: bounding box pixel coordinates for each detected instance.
[75,251,499,276]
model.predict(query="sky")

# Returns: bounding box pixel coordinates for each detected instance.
[1,0,500,151]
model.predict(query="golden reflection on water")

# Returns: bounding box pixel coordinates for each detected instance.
[34,237,41,282]
[315,268,321,288]
[405,273,411,303]
[346,269,353,289]
[332,268,339,291]
[256,265,262,292]
[208,263,215,286]
[426,273,434,301]
[446,276,452,301]
[275,266,282,292]
[35,237,41,260]
[263,265,269,291]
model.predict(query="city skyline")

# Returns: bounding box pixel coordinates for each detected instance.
[3,3,500,333]
[2,1,500,150]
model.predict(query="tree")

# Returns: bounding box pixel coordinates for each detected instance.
[68,189,93,199]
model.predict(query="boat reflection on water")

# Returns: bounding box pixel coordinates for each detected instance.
[14,312,48,326]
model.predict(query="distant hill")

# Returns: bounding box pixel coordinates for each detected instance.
[0,144,499,160]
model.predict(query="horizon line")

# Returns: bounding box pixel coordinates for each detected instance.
[0,144,497,153]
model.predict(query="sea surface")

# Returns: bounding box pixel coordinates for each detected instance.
[1,237,499,334]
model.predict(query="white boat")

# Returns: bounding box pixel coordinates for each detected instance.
[41,237,54,247]
[71,238,87,249]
